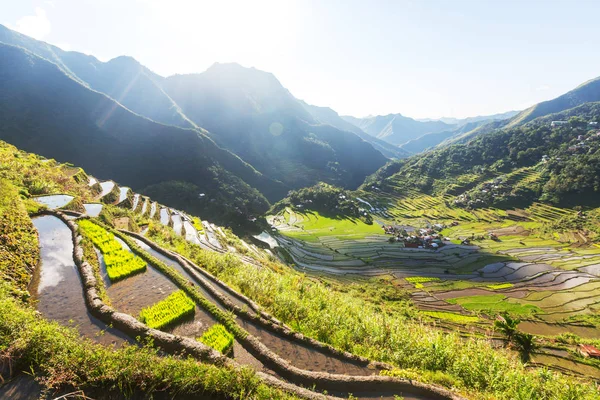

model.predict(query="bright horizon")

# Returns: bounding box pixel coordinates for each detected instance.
[2,0,600,120]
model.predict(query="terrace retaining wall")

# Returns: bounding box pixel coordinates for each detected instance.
[47,211,337,400]
[122,230,464,400]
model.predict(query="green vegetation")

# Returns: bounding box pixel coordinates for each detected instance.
[363,102,600,208]
[0,288,296,399]
[447,294,542,316]
[422,311,479,323]
[139,290,195,330]
[146,225,599,399]
[0,179,39,300]
[80,235,110,305]
[405,277,441,289]
[271,182,373,224]
[277,209,381,242]
[487,283,514,290]
[78,219,147,281]
[199,324,235,354]
[61,196,85,213]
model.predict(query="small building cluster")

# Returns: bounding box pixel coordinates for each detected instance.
[579,344,600,359]
[383,224,448,249]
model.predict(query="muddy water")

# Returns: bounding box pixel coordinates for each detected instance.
[30,215,129,346]
[34,194,74,209]
[166,305,216,338]
[132,194,140,210]
[150,202,157,218]
[254,231,279,249]
[160,208,170,225]
[239,319,373,376]
[129,237,226,311]
[118,187,130,203]
[532,353,600,378]
[141,198,148,214]
[183,220,201,244]
[519,320,600,339]
[171,213,183,235]
[99,181,114,197]
[99,237,219,335]
[83,203,103,217]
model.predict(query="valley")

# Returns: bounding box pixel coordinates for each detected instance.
[2,10,600,400]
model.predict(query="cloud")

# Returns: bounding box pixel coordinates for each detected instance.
[14,7,51,40]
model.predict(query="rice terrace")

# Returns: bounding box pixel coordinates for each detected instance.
[4,3,600,399]
[267,179,600,379]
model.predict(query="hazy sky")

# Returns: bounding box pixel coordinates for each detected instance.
[2,0,600,119]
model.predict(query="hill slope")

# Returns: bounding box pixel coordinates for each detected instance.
[363,101,600,207]
[162,63,388,189]
[506,76,600,128]
[0,43,282,220]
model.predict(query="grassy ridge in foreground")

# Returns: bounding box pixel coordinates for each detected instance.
[78,219,146,281]
[0,289,296,399]
[145,222,600,399]
[139,290,195,330]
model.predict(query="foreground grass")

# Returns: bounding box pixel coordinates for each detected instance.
[0,288,295,399]
[147,223,600,399]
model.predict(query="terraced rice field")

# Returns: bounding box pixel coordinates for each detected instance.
[269,193,600,331]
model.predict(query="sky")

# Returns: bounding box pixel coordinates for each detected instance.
[2,0,600,119]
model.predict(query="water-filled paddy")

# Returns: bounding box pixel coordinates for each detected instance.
[83,203,103,217]
[30,215,129,346]
[34,194,74,209]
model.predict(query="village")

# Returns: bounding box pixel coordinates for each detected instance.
[382,222,455,249]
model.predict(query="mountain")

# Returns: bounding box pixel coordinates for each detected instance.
[161,63,388,189]
[0,43,284,221]
[0,24,388,204]
[506,76,600,128]
[400,120,495,153]
[298,100,410,159]
[417,110,519,126]
[341,113,454,146]
[0,24,194,129]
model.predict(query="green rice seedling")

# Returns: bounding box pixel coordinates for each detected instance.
[406,277,441,288]
[139,290,195,330]
[198,324,234,354]
[487,283,514,290]
[422,311,480,323]
[78,219,146,281]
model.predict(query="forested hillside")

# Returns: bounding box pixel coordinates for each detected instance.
[363,102,600,208]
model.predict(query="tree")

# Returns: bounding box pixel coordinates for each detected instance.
[512,332,538,363]
[494,313,520,341]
